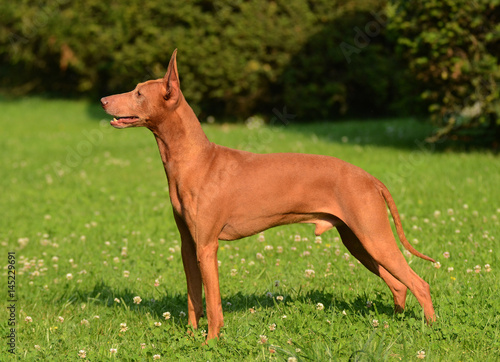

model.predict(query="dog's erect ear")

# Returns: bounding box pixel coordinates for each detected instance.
[163,49,180,100]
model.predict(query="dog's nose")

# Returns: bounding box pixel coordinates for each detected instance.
[100,97,109,108]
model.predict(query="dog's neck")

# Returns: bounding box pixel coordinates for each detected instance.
[150,96,211,178]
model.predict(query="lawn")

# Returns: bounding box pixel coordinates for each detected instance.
[1,97,499,361]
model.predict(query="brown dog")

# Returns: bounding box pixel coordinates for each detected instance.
[101,49,436,342]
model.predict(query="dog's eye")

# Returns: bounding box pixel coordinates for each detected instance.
[137,90,142,97]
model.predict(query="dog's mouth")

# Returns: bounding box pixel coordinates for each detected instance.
[110,116,140,128]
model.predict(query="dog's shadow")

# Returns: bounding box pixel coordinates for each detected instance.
[65,282,419,326]
[223,289,420,322]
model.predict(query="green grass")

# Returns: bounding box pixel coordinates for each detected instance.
[1,97,499,361]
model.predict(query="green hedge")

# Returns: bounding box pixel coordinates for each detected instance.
[0,0,401,120]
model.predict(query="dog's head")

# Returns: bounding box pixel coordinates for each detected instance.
[101,49,182,130]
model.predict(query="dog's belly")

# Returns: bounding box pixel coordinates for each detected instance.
[218,212,343,241]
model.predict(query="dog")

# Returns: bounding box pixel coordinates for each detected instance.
[101,49,436,342]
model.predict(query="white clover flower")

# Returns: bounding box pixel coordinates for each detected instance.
[304,269,315,278]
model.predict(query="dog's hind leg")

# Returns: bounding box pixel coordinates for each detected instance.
[337,224,407,313]
[343,202,436,323]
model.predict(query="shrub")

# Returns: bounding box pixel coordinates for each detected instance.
[0,0,398,120]
[387,0,500,144]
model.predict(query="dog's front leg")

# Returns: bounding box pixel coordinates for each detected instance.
[175,214,204,331]
[197,237,224,342]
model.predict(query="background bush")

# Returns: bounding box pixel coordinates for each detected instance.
[0,0,498,144]
[0,0,390,118]
[387,0,500,144]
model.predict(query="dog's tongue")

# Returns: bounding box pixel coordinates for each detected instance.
[110,117,138,128]
[111,117,130,128]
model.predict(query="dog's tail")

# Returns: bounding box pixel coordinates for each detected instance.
[377,180,436,263]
